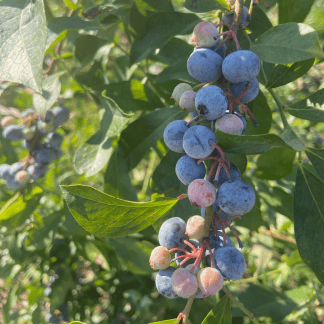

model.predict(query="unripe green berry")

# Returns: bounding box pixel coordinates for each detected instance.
[185,215,205,240]
[171,83,193,104]
[179,91,196,112]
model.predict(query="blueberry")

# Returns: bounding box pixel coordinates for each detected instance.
[155,266,178,298]
[158,217,188,249]
[194,38,227,59]
[171,83,193,104]
[179,91,196,112]
[215,112,246,135]
[27,163,48,181]
[21,108,35,118]
[215,247,246,280]
[175,155,206,185]
[191,21,219,48]
[51,106,70,127]
[2,125,23,142]
[201,201,220,219]
[209,230,233,250]
[163,120,190,153]
[187,48,223,83]
[222,50,260,83]
[9,162,24,178]
[214,162,241,187]
[183,125,217,159]
[217,179,256,215]
[0,164,11,179]
[231,78,259,103]
[33,149,57,164]
[7,178,23,190]
[195,85,228,120]
[45,133,63,149]
[224,6,250,28]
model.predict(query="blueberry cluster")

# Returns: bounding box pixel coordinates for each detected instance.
[151,19,259,302]
[0,106,69,190]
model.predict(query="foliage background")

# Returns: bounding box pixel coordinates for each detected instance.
[0,0,324,323]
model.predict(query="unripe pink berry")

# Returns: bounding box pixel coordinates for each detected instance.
[185,216,205,240]
[197,267,224,297]
[171,83,193,104]
[1,116,15,128]
[171,268,198,298]
[188,179,216,208]
[215,114,245,135]
[186,264,200,276]
[15,170,30,186]
[191,21,219,48]
[149,246,171,270]
[179,91,196,112]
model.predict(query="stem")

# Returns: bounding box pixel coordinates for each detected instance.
[222,286,260,324]
[182,295,196,324]
[260,63,290,130]
[233,0,244,33]
[258,228,296,244]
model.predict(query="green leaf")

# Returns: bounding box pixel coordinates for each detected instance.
[69,322,87,324]
[33,73,62,118]
[0,0,47,92]
[279,0,315,24]
[74,97,130,176]
[255,147,296,180]
[294,165,324,285]
[285,286,314,305]
[156,58,197,84]
[245,90,272,135]
[232,284,298,321]
[216,131,290,155]
[286,88,324,122]
[201,295,231,324]
[281,129,305,151]
[3,285,18,324]
[224,153,247,174]
[130,12,200,64]
[251,23,324,64]
[107,237,154,274]
[104,146,137,201]
[148,319,179,324]
[28,286,44,305]
[61,185,178,237]
[120,107,186,169]
[184,0,229,13]
[266,59,314,88]
[306,148,324,182]
[46,17,98,53]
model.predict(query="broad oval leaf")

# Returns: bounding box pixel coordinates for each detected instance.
[281,129,305,151]
[279,0,315,24]
[0,0,47,92]
[286,88,324,122]
[74,97,130,176]
[306,148,324,182]
[201,295,231,324]
[33,73,62,118]
[251,23,324,64]
[184,0,229,13]
[255,147,296,180]
[266,59,314,89]
[61,185,178,237]
[216,131,291,155]
[130,12,200,64]
[294,165,324,285]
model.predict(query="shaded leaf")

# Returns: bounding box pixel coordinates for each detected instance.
[0,0,47,92]
[184,0,230,13]
[61,185,178,237]
[266,59,314,88]
[255,147,296,180]
[281,129,305,151]
[74,97,130,176]
[224,153,247,174]
[216,131,290,155]
[286,88,324,122]
[279,0,315,24]
[130,12,200,64]
[294,166,324,285]
[251,23,324,64]
[306,148,324,182]
[201,295,231,324]
[33,73,62,118]
[120,107,186,169]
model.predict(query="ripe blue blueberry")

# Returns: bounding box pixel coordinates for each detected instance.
[217,179,256,215]
[27,163,48,181]
[231,78,259,103]
[2,125,23,142]
[209,230,234,250]
[9,162,24,178]
[194,38,227,59]
[7,178,23,190]
[215,247,246,280]
[45,133,63,149]
[195,86,228,120]
[187,48,223,83]
[33,149,57,164]
[163,120,190,153]
[183,125,217,159]
[51,106,70,127]
[214,162,241,187]
[175,155,206,185]
[222,50,260,83]
[158,217,188,249]
[155,266,178,298]
[224,6,250,28]
[0,164,11,179]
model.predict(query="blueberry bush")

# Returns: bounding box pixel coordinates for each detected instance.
[0,0,324,323]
